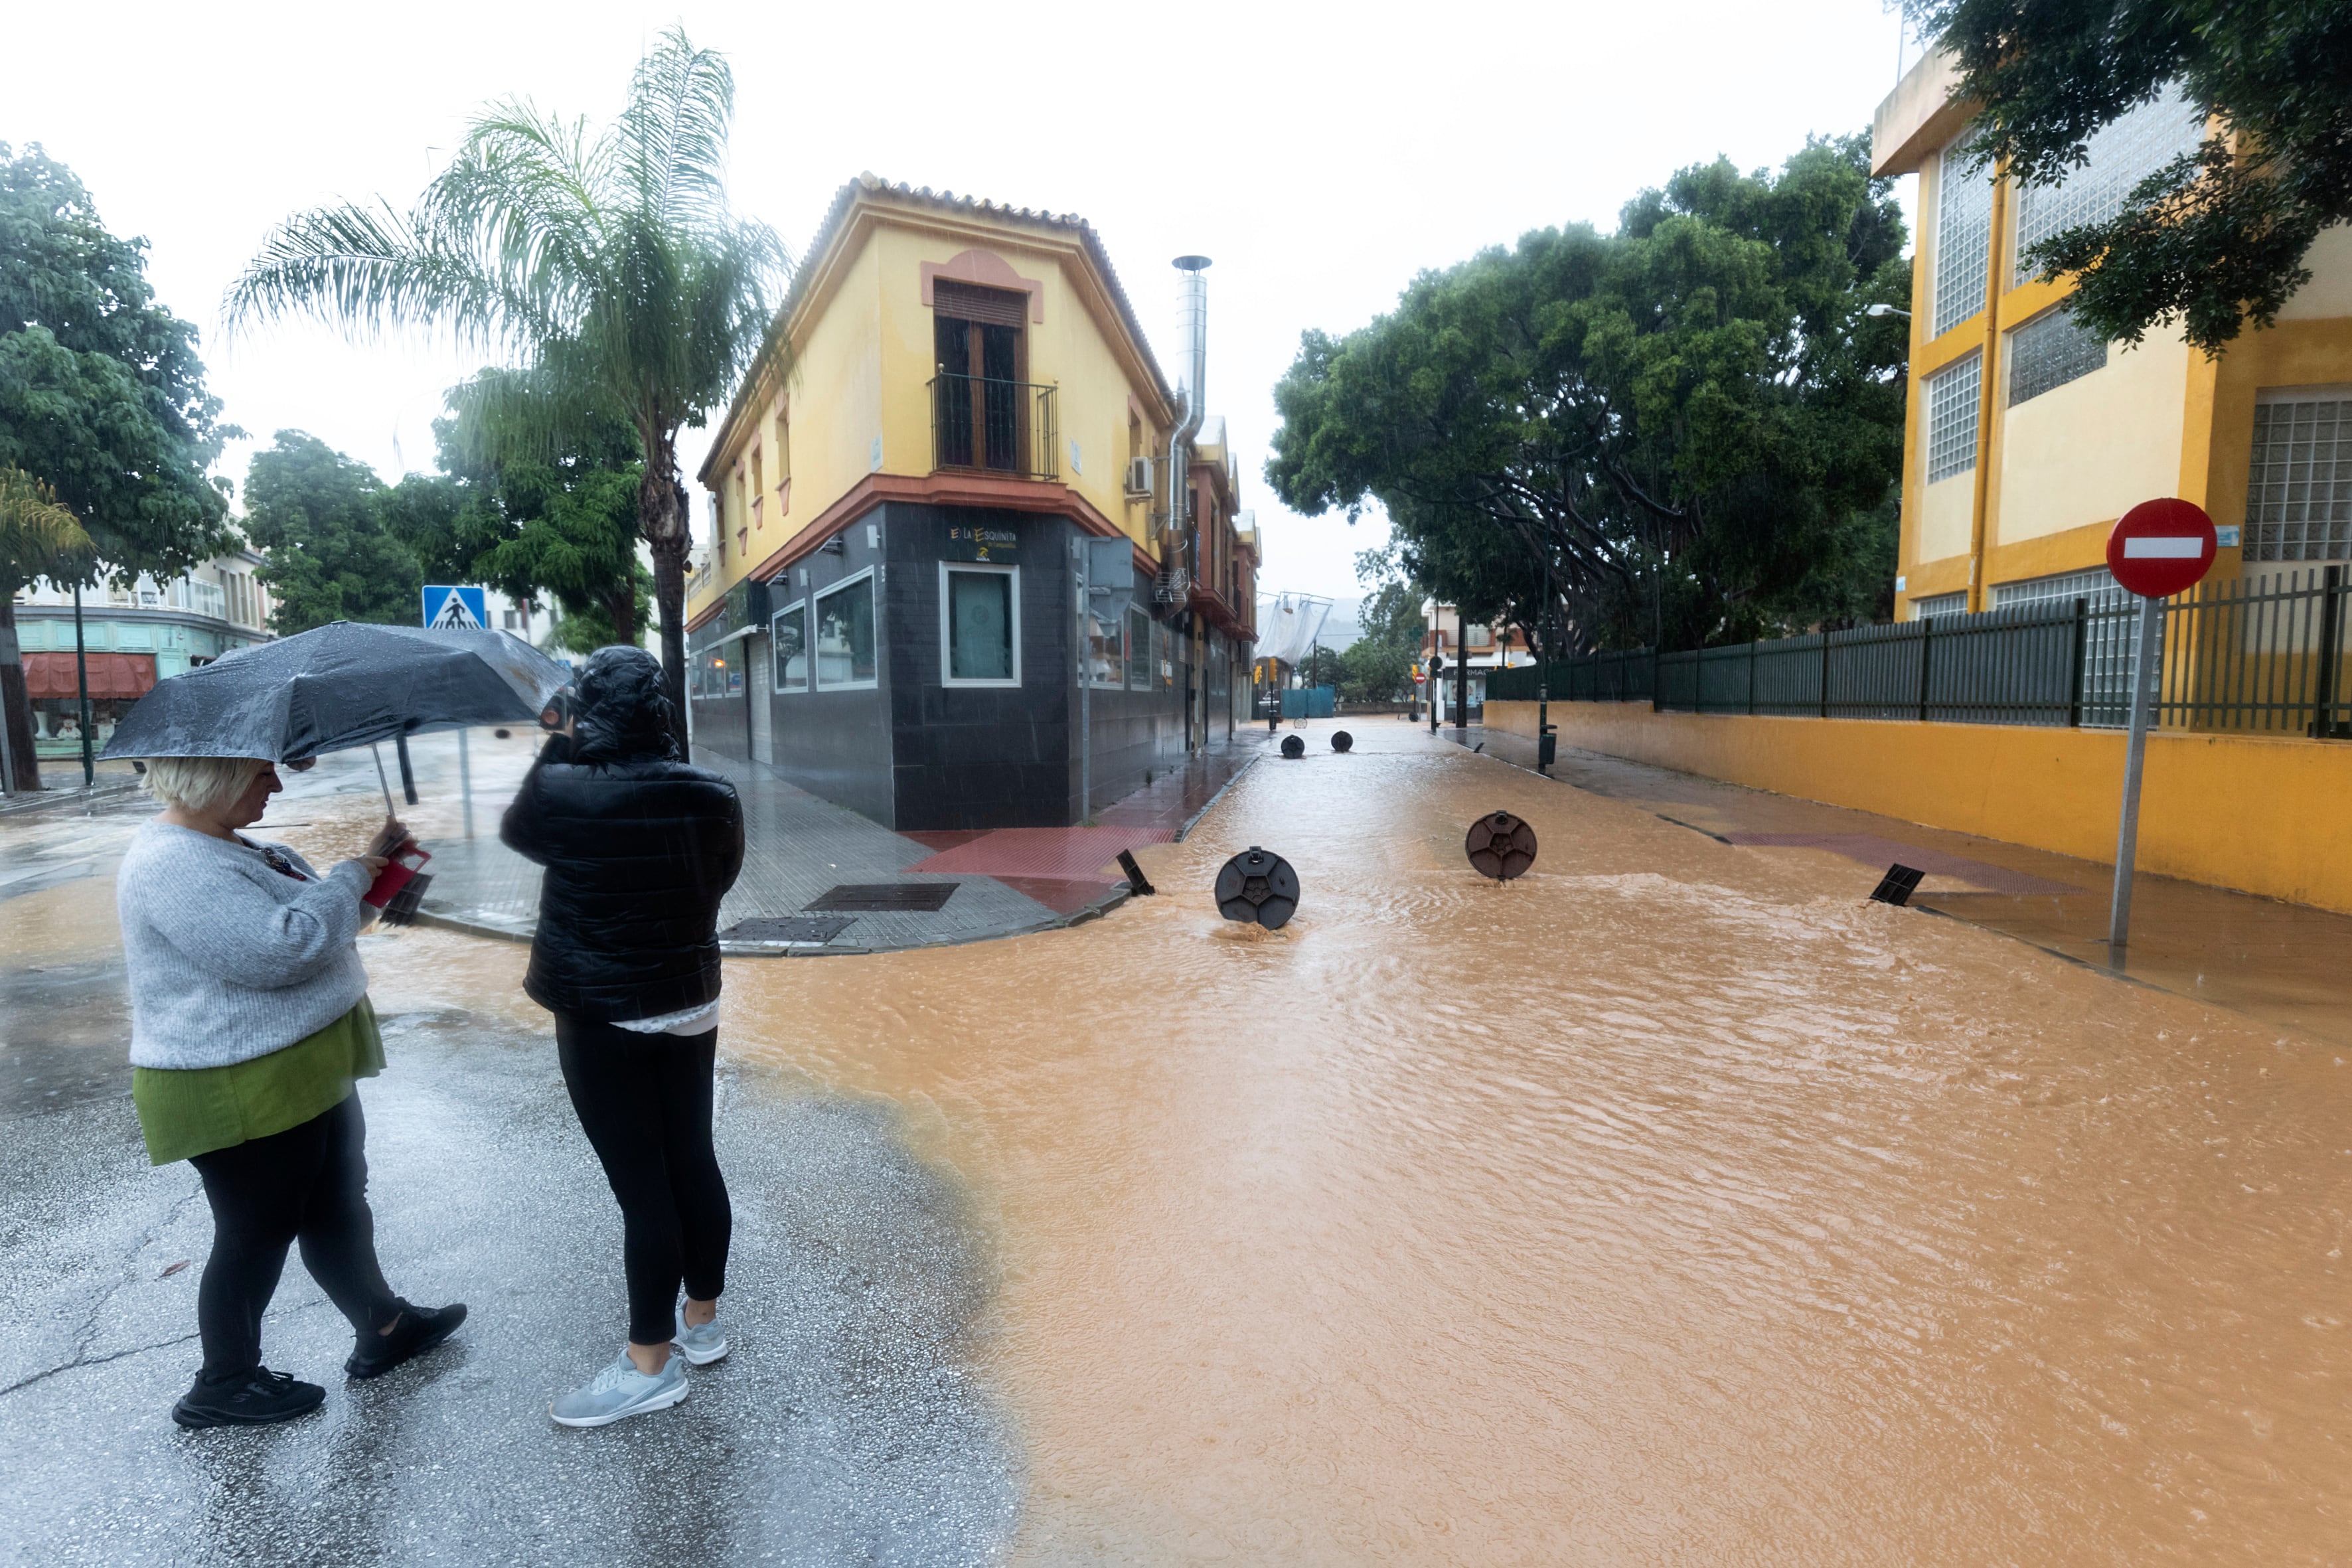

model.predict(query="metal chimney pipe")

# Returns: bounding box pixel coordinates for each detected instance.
[1166,256,1210,560]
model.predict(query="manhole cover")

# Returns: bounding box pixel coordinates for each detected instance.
[805,883,958,913]
[720,915,855,943]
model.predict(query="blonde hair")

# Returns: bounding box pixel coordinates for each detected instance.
[143,755,272,815]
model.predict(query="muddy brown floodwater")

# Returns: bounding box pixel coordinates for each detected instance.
[357,724,2352,1564]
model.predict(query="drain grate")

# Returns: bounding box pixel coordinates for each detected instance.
[720,915,855,944]
[804,883,959,913]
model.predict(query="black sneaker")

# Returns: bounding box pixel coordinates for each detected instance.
[345,1299,468,1379]
[172,1366,326,1429]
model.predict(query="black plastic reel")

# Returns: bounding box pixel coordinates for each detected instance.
[1281,734,1305,759]
[1331,731,1353,753]
[1464,811,1538,880]
[1214,846,1299,929]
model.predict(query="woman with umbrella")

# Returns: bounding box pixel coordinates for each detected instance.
[102,619,572,1429]
[116,755,467,1428]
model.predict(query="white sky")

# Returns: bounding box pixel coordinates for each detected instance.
[9,0,1921,602]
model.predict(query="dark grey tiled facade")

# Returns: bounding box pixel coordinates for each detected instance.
[689,503,1238,830]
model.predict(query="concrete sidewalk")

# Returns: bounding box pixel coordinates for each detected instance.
[418,736,1267,955]
[1445,723,2352,1051]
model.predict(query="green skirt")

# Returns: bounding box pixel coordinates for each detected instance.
[131,997,385,1166]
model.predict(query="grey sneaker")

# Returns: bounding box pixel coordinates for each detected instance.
[550,1349,688,1429]
[673,1308,729,1366]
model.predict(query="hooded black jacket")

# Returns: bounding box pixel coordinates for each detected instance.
[500,647,744,1023]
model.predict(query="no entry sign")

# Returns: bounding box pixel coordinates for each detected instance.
[2106,498,2217,599]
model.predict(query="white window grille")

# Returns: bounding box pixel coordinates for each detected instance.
[1990,566,2124,610]
[1934,147,1994,337]
[1911,591,1967,619]
[187,579,225,619]
[2246,392,2352,562]
[2013,86,2203,289]
[1925,354,1982,484]
[2007,306,2108,406]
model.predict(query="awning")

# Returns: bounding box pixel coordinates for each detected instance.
[23,651,156,700]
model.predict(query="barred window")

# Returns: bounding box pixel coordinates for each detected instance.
[1933,147,1994,337]
[2246,394,2352,562]
[2007,307,2108,406]
[1925,354,1982,484]
[1990,566,2124,609]
[2013,87,2203,289]
[1910,591,1966,619]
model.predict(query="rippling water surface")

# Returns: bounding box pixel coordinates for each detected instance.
[366,724,2350,1563]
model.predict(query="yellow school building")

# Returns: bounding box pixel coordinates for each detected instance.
[1876,51,2352,620]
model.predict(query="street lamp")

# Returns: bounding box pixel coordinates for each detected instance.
[1864,303,1911,319]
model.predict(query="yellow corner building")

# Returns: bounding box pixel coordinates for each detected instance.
[683,175,1258,829]
[1876,53,2352,621]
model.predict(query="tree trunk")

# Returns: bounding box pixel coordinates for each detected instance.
[639,447,692,755]
[606,576,635,652]
[0,594,41,793]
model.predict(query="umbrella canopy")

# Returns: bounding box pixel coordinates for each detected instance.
[100,621,571,762]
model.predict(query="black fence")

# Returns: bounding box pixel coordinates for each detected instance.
[1486,566,2351,737]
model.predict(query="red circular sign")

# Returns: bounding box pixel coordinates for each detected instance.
[2106,498,2217,599]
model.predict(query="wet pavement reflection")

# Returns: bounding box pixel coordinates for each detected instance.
[4,722,2349,1563]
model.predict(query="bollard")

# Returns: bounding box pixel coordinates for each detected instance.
[1464,811,1539,880]
[1214,846,1299,929]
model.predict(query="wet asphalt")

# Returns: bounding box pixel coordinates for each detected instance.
[0,816,1018,1565]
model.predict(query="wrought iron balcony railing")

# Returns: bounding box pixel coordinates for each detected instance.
[929,374,1058,481]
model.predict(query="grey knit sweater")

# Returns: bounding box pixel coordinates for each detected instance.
[116,821,377,1071]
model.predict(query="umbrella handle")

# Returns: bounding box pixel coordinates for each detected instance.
[370,742,396,817]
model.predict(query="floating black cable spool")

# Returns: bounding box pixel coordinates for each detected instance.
[1281,734,1305,759]
[1331,730,1353,753]
[1868,864,1924,906]
[1464,811,1538,880]
[1214,846,1300,929]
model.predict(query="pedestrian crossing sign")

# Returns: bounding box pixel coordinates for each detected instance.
[422,585,487,630]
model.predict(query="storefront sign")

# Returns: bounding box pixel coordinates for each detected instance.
[943,525,1018,563]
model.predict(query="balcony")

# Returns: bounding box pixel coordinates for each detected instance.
[929,374,1058,481]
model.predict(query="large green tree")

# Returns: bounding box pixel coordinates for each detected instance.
[241,431,421,633]
[225,29,788,744]
[0,143,238,789]
[1268,135,1909,654]
[379,368,649,655]
[1913,0,2352,352]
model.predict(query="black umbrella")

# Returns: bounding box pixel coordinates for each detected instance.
[100,621,569,765]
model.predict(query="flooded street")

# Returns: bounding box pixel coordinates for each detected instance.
[7,723,2351,1563]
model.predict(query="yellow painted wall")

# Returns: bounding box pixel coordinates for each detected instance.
[1995,323,2190,545]
[1485,700,2352,913]
[1916,473,1974,564]
[2278,227,2352,322]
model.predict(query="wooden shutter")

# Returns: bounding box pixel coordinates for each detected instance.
[934,280,1026,327]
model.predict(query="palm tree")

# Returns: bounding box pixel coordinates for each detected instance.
[225,27,789,740]
[0,467,97,791]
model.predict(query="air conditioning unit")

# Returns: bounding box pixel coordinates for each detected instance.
[1123,455,1154,497]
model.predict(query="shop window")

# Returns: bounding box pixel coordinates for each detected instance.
[1925,354,1982,483]
[942,564,1019,686]
[771,601,808,691]
[1088,596,1125,690]
[1127,606,1151,690]
[814,570,878,689]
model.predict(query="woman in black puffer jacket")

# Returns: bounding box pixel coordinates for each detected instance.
[501,645,745,1428]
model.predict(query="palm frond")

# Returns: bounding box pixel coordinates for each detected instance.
[0,467,96,584]
[617,27,736,232]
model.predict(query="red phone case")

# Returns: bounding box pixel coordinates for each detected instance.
[364,845,433,909]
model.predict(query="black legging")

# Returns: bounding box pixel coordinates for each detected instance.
[187,1093,400,1379]
[554,1018,732,1345]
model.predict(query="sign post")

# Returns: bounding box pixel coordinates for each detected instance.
[2103,498,2217,957]
[423,586,489,831]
